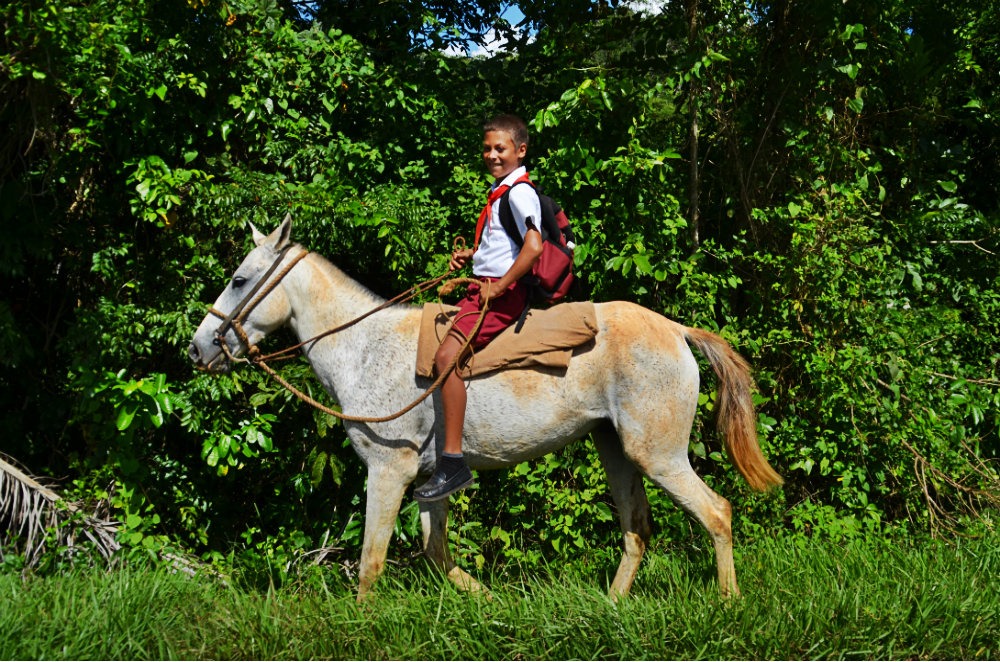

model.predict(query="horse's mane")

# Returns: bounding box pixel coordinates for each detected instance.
[303,246,389,306]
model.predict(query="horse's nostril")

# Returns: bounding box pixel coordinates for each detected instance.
[188,343,201,363]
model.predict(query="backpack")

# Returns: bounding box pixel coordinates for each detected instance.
[497,176,576,306]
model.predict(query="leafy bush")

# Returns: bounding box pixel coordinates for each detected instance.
[1,0,997,580]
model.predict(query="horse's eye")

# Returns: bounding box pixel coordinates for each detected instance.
[231,276,247,288]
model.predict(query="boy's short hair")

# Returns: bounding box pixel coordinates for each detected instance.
[484,114,529,148]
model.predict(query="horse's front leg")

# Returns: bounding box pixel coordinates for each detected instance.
[357,466,411,601]
[419,500,485,593]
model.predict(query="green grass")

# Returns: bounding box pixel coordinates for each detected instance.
[1,532,997,660]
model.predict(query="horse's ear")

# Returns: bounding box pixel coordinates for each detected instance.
[251,222,266,246]
[252,214,292,249]
[274,212,293,250]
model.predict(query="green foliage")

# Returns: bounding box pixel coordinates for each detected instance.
[457,445,619,568]
[1,0,997,581]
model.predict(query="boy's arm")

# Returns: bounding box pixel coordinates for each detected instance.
[481,227,542,303]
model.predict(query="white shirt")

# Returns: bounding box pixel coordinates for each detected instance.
[472,166,542,278]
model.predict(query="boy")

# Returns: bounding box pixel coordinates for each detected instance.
[414,114,543,502]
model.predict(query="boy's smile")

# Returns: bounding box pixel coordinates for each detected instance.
[482,129,527,181]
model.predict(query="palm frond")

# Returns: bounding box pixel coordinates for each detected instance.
[0,455,120,568]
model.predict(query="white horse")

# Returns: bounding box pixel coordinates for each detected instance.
[188,217,783,600]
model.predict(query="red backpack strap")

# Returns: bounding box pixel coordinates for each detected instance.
[473,172,534,248]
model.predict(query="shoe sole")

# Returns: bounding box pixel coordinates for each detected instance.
[413,477,475,502]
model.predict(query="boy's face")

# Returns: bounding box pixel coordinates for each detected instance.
[482,129,526,181]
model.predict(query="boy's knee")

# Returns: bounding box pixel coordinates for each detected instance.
[433,347,450,371]
[434,335,466,374]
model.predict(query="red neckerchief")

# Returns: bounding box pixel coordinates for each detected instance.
[473,172,532,248]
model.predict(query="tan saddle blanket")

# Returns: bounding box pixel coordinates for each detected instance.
[415,301,598,379]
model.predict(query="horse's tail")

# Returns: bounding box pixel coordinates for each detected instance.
[684,327,783,492]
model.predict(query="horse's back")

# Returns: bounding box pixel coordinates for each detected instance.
[477,299,699,413]
[463,301,701,467]
[593,300,698,369]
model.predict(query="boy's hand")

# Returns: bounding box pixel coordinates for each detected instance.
[478,279,502,306]
[450,247,473,271]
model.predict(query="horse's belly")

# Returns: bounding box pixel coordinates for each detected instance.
[461,370,604,469]
[465,420,598,469]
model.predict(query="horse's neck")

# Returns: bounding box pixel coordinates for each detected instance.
[283,251,419,408]
[286,251,389,340]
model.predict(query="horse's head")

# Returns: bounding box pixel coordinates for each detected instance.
[188,215,303,373]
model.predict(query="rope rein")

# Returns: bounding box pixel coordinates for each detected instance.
[215,239,491,424]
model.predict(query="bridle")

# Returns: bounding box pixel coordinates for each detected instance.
[207,244,310,360]
[201,237,491,424]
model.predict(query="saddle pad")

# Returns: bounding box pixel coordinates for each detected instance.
[415,301,598,379]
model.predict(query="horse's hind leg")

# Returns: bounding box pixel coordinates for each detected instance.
[418,499,485,593]
[642,452,740,597]
[593,425,652,600]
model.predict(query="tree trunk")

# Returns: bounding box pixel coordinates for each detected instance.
[686,0,701,250]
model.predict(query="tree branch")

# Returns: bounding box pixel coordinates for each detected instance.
[0,455,120,569]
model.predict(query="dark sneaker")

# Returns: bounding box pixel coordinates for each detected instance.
[414,457,474,502]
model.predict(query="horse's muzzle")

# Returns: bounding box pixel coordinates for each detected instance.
[188,341,231,374]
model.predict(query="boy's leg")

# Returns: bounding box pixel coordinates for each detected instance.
[414,332,474,502]
[436,333,469,455]
[414,280,527,502]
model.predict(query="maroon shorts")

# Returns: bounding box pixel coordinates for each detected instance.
[450,278,529,349]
